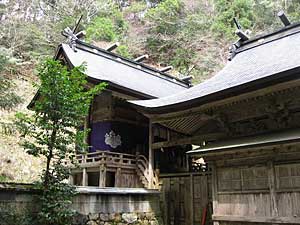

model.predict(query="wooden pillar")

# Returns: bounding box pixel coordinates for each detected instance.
[268,161,278,217]
[148,119,154,189]
[82,168,88,186]
[69,173,74,185]
[211,162,220,225]
[190,174,194,225]
[99,165,106,187]
[115,167,122,187]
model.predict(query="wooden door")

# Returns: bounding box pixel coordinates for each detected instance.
[160,172,212,225]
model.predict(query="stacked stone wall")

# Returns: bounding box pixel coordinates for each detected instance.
[0,184,163,225]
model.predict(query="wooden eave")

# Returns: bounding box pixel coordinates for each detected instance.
[136,67,300,115]
[145,78,300,136]
[187,128,300,156]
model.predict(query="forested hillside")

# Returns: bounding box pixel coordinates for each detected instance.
[1,0,300,182]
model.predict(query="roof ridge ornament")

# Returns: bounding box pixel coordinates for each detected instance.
[134,54,149,62]
[278,11,291,26]
[179,65,195,86]
[106,42,120,52]
[62,27,78,52]
[159,66,173,73]
[228,18,250,61]
[62,15,85,52]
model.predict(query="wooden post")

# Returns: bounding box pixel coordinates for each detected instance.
[148,119,154,189]
[99,165,106,187]
[211,162,220,225]
[115,167,122,187]
[268,161,278,217]
[82,168,88,186]
[190,174,194,225]
[69,173,74,185]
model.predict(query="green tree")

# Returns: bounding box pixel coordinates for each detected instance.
[85,1,128,43]
[16,59,106,225]
[86,17,118,42]
[0,52,21,110]
[146,0,183,35]
[212,0,254,39]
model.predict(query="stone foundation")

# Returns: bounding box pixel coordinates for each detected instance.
[0,184,163,225]
[74,212,160,225]
[73,187,162,225]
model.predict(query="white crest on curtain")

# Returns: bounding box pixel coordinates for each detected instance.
[105,130,122,148]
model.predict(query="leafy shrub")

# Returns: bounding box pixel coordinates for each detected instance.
[0,52,22,110]
[211,0,254,39]
[116,45,133,58]
[146,0,183,35]
[86,17,118,42]
[86,2,128,43]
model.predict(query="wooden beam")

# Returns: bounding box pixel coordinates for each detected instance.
[146,79,300,121]
[159,66,173,73]
[211,163,218,225]
[82,168,88,186]
[69,174,74,185]
[106,42,120,51]
[212,215,300,224]
[152,133,224,149]
[190,174,194,225]
[268,161,278,217]
[152,112,214,124]
[148,119,154,188]
[134,54,149,62]
[99,165,106,187]
[115,167,121,187]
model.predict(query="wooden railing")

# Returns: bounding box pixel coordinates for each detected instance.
[75,151,137,168]
[72,150,160,189]
[136,154,161,189]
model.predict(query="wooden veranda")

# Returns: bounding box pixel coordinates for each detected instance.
[69,150,160,189]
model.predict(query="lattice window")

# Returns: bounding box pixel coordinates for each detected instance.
[241,167,268,190]
[218,166,268,192]
[275,163,300,189]
[218,168,242,191]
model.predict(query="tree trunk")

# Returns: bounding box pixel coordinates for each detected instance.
[44,128,57,188]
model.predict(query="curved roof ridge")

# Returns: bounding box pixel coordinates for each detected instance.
[75,40,190,87]
[130,24,300,112]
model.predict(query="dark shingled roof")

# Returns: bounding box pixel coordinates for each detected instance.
[61,41,189,98]
[130,23,300,111]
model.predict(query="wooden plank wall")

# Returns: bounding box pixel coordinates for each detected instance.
[160,172,212,225]
[117,171,142,188]
[212,155,300,225]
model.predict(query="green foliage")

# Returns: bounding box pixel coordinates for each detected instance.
[211,0,254,39]
[170,47,195,72]
[0,208,34,225]
[86,17,118,42]
[36,165,76,225]
[127,1,148,14]
[116,45,133,58]
[285,1,300,22]
[86,2,128,42]
[183,13,212,36]
[0,175,8,182]
[251,0,277,32]
[16,59,106,225]
[146,0,183,35]
[0,52,22,110]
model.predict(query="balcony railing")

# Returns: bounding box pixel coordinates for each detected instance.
[74,150,137,169]
[69,150,161,189]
